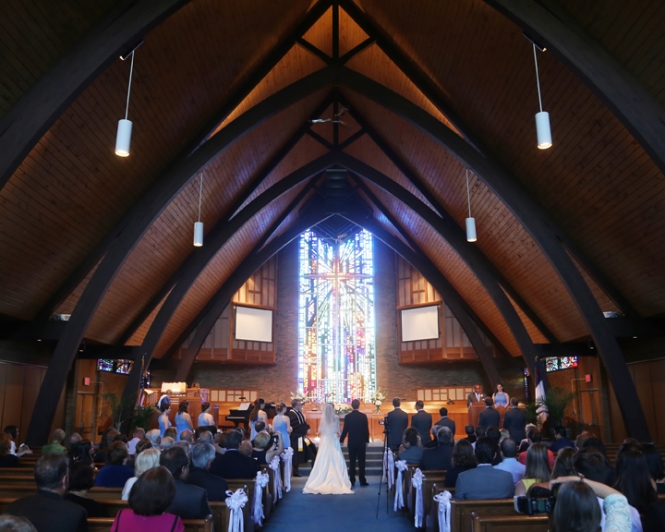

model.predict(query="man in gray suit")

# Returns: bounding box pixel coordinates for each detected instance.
[386,398,409,451]
[478,397,500,429]
[433,407,456,439]
[467,384,484,407]
[411,400,433,446]
[455,437,514,499]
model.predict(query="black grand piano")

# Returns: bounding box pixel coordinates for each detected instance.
[225,402,251,430]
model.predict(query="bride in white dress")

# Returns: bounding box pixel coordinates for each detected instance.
[303,403,354,495]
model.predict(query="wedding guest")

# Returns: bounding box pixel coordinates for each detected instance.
[515,443,550,496]
[135,438,153,455]
[210,430,259,479]
[551,447,576,479]
[64,463,108,517]
[252,431,283,465]
[94,428,120,462]
[198,402,215,428]
[160,446,211,519]
[174,442,192,461]
[158,402,172,439]
[643,442,665,494]
[249,398,268,440]
[94,441,133,488]
[582,436,607,457]
[175,401,194,442]
[3,425,32,457]
[0,515,37,532]
[273,403,292,445]
[42,429,67,455]
[494,438,525,485]
[67,440,94,467]
[160,437,175,451]
[455,437,514,499]
[179,430,194,444]
[492,383,509,408]
[67,433,82,451]
[7,454,87,532]
[420,426,453,471]
[398,427,424,464]
[145,429,161,447]
[127,428,145,455]
[186,443,228,501]
[239,440,253,457]
[444,439,477,488]
[386,398,409,452]
[478,398,500,429]
[122,448,161,500]
[433,407,456,439]
[502,398,526,443]
[411,401,432,446]
[112,466,184,532]
[550,426,574,453]
[518,430,554,468]
[0,434,19,467]
[462,425,476,445]
[214,432,227,454]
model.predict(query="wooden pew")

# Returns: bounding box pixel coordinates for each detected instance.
[0,468,33,477]
[430,484,455,531]
[451,499,517,532]
[226,479,256,532]
[88,515,213,532]
[471,513,549,532]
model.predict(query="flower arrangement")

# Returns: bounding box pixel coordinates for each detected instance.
[370,388,387,413]
[290,391,308,405]
[334,403,353,416]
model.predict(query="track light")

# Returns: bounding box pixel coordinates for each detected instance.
[193,173,204,247]
[115,50,136,157]
[465,169,477,242]
[532,43,552,150]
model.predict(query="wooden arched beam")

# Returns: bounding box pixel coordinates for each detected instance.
[342,207,503,386]
[338,154,543,382]
[339,0,638,320]
[484,0,665,180]
[25,67,337,445]
[0,0,191,192]
[337,67,649,439]
[173,210,329,381]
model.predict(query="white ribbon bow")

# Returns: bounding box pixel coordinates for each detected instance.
[281,447,294,492]
[269,456,283,502]
[412,468,425,528]
[433,490,452,532]
[225,488,248,532]
[394,460,408,511]
[253,472,270,526]
[382,447,395,490]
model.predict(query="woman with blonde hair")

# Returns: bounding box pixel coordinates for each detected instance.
[122,448,161,500]
[515,443,551,496]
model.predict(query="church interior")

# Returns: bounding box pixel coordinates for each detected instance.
[1,0,665,530]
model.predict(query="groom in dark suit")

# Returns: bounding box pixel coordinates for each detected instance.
[340,399,370,487]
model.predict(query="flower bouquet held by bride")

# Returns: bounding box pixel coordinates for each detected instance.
[302,403,354,495]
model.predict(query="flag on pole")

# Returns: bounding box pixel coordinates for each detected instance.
[534,361,549,423]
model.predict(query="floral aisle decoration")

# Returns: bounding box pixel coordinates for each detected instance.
[370,388,387,414]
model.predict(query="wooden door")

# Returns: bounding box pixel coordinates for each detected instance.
[76,393,96,440]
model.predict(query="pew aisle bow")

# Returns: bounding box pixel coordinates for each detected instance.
[269,456,283,502]
[433,490,452,532]
[382,447,395,490]
[412,468,425,528]
[281,447,294,492]
[393,459,408,511]
[253,471,270,526]
[226,487,248,532]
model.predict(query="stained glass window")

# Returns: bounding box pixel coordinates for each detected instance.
[97,359,114,372]
[116,360,133,374]
[544,356,578,372]
[298,229,376,403]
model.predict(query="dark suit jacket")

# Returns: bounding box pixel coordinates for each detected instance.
[502,407,526,442]
[186,467,229,501]
[411,410,433,445]
[420,443,453,471]
[340,409,369,448]
[210,450,259,479]
[434,416,456,438]
[478,406,500,429]
[455,465,515,499]
[288,409,310,438]
[166,479,211,519]
[386,408,409,450]
[467,392,484,407]
[7,490,88,532]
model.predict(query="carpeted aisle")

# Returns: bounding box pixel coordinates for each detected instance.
[264,475,415,532]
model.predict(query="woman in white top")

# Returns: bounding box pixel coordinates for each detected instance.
[198,402,215,427]
[121,448,160,500]
[249,398,268,440]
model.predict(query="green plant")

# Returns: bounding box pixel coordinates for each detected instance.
[524,401,539,425]
[131,405,156,433]
[540,386,574,426]
[102,392,155,434]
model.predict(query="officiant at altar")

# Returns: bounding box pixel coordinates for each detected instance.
[288,399,317,477]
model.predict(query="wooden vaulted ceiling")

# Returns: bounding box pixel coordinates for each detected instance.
[1,0,665,392]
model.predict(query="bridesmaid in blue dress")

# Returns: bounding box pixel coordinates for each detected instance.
[158,399,172,438]
[272,403,292,445]
[175,400,194,441]
[492,383,510,408]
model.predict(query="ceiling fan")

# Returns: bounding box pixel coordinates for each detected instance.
[309,106,353,128]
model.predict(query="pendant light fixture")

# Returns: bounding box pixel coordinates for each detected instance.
[193,173,204,247]
[465,169,477,243]
[115,50,136,157]
[532,43,552,149]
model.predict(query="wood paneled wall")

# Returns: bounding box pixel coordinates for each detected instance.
[176,257,277,363]
[396,255,493,363]
[0,360,65,444]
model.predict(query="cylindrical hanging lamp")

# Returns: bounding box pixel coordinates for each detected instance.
[465,169,477,243]
[193,173,204,247]
[532,43,552,150]
[115,51,136,157]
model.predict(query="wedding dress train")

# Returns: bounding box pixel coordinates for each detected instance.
[303,411,353,495]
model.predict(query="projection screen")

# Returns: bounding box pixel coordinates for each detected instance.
[235,305,273,342]
[400,305,440,342]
